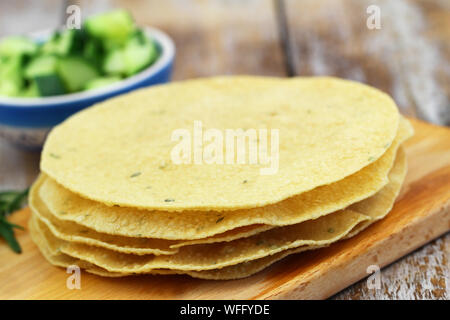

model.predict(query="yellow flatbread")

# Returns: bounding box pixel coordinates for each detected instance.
[33,208,368,272]
[41,76,399,211]
[29,182,179,255]
[30,204,367,277]
[29,144,407,279]
[345,147,408,237]
[37,118,412,241]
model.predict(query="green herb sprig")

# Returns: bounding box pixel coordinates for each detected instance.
[0,188,29,253]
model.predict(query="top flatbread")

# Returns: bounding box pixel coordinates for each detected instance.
[41,76,399,211]
[38,117,411,240]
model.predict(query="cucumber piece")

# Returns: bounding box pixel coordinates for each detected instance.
[0,79,21,96]
[24,55,66,96]
[33,74,66,96]
[84,9,136,46]
[20,82,39,97]
[24,55,58,78]
[0,56,24,96]
[123,37,158,76]
[103,49,126,76]
[58,57,99,92]
[0,36,38,58]
[130,29,147,44]
[84,76,121,90]
[41,29,83,56]
[83,39,104,68]
[101,38,122,53]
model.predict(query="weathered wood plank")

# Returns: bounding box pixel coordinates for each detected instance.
[284,0,450,125]
[333,232,449,300]
[0,143,40,191]
[73,0,287,79]
[0,0,65,37]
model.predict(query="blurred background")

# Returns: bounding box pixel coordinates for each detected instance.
[1,0,449,125]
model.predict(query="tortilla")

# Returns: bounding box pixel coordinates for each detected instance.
[36,144,405,273]
[189,148,409,280]
[41,76,399,211]
[30,139,409,260]
[30,143,407,279]
[345,147,407,238]
[29,214,318,279]
[29,216,132,278]
[29,215,296,279]
[30,145,405,260]
[31,206,368,272]
[29,144,406,279]
[189,146,406,280]
[29,180,179,255]
[37,118,412,241]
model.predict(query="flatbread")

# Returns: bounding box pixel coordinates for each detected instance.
[41,76,400,211]
[345,147,408,237]
[37,118,412,241]
[30,206,367,273]
[29,214,318,279]
[29,181,179,255]
[29,144,408,279]
[30,141,409,260]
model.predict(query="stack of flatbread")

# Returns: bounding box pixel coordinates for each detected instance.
[29,76,413,279]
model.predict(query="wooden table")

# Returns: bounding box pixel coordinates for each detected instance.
[0,0,448,300]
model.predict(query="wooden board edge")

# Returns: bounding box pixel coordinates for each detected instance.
[260,198,450,300]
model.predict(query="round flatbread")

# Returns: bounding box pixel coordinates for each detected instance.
[41,76,399,211]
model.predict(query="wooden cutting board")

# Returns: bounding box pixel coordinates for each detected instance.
[0,118,449,300]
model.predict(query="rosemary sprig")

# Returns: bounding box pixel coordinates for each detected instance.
[0,188,29,253]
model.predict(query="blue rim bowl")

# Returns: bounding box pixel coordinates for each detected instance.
[0,27,175,148]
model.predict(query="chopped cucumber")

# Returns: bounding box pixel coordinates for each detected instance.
[24,55,58,78]
[0,79,21,96]
[41,29,83,56]
[130,29,147,44]
[34,74,66,96]
[101,38,122,53]
[0,10,160,98]
[123,37,158,76]
[0,36,38,58]
[0,56,24,96]
[24,55,66,96]
[58,57,100,92]
[103,50,126,75]
[85,9,136,47]
[83,39,103,68]
[85,76,121,90]
[20,82,39,97]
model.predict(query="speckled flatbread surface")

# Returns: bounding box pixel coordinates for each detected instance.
[29,143,407,278]
[30,76,412,280]
[41,76,400,211]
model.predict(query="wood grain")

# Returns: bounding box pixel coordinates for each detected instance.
[0,119,448,300]
[0,142,40,190]
[284,0,450,125]
[0,0,65,38]
[72,0,287,78]
[333,233,449,300]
